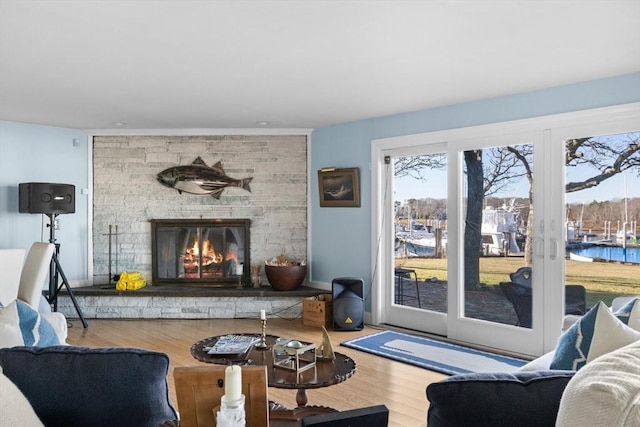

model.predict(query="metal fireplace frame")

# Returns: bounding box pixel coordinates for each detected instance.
[150,218,251,287]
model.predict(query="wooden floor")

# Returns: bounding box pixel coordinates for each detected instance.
[66,317,446,427]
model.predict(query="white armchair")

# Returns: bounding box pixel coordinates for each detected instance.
[17,243,55,308]
[0,249,26,306]
[0,243,67,344]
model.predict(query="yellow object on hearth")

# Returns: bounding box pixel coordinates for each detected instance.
[116,271,146,291]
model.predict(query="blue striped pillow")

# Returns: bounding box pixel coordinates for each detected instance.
[614,297,640,331]
[0,299,60,347]
[550,301,640,371]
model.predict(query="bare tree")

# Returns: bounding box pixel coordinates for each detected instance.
[506,146,534,265]
[463,145,534,289]
[464,150,484,290]
[566,133,640,193]
[484,146,532,196]
[395,154,446,180]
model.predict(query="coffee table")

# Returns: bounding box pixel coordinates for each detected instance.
[191,334,356,407]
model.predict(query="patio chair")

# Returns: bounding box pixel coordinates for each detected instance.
[394,268,421,308]
[501,282,588,328]
[509,266,532,288]
[564,285,587,315]
[502,281,532,328]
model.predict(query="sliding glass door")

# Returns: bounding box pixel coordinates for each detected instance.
[563,130,640,310]
[371,103,640,357]
[445,133,550,355]
[373,131,550,354]
[384,144,449,335]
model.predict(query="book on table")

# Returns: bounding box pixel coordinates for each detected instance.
[205,335,260,355]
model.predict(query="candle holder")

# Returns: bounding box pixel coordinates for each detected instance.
[255,318,268,349]
[216,394,246,427]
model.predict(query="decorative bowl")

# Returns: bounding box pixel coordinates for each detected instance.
[265,264,307,291]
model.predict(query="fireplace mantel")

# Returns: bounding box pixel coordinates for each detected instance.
[57,284,324,319]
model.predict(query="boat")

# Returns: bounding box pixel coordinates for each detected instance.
[616,229,639,245]
[395,223,447,258]
[395,204,525,258]
[480,205,523,256]
[569,252,594,262]
[403,235,439,257]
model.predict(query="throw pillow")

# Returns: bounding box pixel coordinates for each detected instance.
[0,299,61,348]
[0,346,178,427]
[614,297,640,332]
[556,340,640,427]
[426,370,575,427]
[550,301,640,371]
[0,366,44,426]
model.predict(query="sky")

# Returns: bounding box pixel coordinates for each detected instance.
[565,169,639,204]
[393,159,640,204]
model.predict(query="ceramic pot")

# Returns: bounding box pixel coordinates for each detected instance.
[264,264,306,291]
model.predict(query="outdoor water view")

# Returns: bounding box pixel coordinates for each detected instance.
[393,131,640,328]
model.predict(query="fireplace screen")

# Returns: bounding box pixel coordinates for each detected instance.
[151,219,250,286]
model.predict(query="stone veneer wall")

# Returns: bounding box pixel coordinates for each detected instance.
[92,135,308,286]
[57,293,304,320]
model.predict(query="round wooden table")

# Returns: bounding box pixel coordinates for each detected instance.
[191,334,356,407]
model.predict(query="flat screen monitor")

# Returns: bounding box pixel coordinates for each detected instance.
[300,405,389,427]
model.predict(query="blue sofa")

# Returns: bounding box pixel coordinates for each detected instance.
[426,369,575,427]
[0,346,178,427]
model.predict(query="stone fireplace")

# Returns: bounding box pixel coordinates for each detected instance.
[151,219,250,287]
[56,135,315,320]
[90,134,307,290]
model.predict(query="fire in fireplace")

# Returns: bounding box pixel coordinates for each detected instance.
[151,219,250,287]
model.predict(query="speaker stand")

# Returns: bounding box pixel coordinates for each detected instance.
[46,214,88,328]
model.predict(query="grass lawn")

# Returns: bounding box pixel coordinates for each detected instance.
[395,256,640,307]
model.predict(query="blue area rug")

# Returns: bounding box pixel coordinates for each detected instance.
[340,330,528,375]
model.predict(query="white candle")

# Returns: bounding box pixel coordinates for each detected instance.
[260,309,266,320]
[224,365,242,402]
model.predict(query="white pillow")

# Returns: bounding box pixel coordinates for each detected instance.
[0,299,61,348]
[0,366,44,426]
[0,301,26,347]
[555,340,640,426]
[518,351,554,371]
[614,297,640,332]
[550,301,640,371]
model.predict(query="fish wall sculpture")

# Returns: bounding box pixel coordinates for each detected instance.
[157,157,252,199]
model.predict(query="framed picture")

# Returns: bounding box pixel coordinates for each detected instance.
[318,167,360,207]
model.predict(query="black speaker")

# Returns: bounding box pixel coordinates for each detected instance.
[332,277,364,331]
[19,182,75,215]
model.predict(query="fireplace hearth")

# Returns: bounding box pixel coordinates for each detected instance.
[151,219,250,287]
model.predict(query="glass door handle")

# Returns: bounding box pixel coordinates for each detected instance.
[550,238,559,260]
[534,237,545,258]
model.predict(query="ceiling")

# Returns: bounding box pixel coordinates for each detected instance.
[1,1,639,131]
